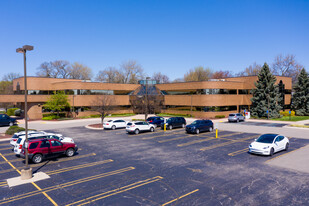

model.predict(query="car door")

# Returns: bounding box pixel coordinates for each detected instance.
[119,120,126,128]
[38,140,51,158]
[144,122,151,130]
[50,140,64,156]
[273,137,282,152]
[276,136,285,151]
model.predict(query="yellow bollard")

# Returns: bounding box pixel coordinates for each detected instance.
[164,123,166,132]
[216,128,218,138]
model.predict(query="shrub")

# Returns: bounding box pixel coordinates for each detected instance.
[5,126,25,135]
[157,113,192,117]
[42,115,61,120]
[7,108,19,116]
[215,115,225,118]
[280,111,295,117]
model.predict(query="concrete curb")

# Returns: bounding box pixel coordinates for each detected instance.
[0,138,10,142]
[85,125,103,130]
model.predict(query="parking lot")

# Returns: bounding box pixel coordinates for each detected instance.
[1,126,309,205]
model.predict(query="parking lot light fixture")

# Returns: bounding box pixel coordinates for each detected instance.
[16,45,34,180]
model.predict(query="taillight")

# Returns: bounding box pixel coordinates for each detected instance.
[106,123,109,125]
[149,120,153,122]
[13,139,17,141]
[130,125,135,127]
[19,145,22,149]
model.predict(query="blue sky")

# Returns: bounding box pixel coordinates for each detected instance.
[0,0,308,81]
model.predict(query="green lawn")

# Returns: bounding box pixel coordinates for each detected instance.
[271,116,309,121]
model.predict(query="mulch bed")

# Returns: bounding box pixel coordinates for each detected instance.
[88,124,103,128]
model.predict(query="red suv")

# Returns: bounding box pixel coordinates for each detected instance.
[21,138,78,164]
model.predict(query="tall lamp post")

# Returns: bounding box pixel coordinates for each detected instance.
[16,45,34,179]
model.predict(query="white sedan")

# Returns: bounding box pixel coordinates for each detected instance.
[103,119,127,130]
[126,121,155,134]
[249,134,289,156]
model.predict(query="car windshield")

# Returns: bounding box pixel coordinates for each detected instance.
[107,120,112,122]
[256,134,277,144]
[127,122,132,126]
[147,117,154,121]
[12,134,19,139]
[229,114,235,116]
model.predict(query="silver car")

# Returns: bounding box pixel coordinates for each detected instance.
[228,113,245,122]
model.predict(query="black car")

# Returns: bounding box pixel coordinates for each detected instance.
[186,120,214,134]
[161,117,186,130]
[146,116,164,127]
[0,114,17,126]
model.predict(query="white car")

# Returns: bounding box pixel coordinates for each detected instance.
[14,133,74,155]
[10,131,47,147]
[249,134,289,156]
[126,121,155,134]
[103,119,127,130]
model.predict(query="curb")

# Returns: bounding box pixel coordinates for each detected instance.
[0,138,10,142]
[85,125,103,130]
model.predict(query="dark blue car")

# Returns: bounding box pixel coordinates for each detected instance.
[146,116,165,127]
[0,114,17,126]
[186,120,213,134]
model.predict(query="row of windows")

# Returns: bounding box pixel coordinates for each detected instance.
[162,89,292,95]
[165,105,238,112]
[15,90,133,95]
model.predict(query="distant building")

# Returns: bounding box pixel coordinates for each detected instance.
[0,76,291,119]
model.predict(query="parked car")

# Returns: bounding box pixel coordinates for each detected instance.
[126,121,155,134]
[0,114,17,126]
[103,119,127,130]
[14,133,74,155]
[160,117,186,130]
[228,113,245,122]
[249,134,289,156]
[186,120,214,134]
[21,138,78,164]
[146,116,165,127]
[10,130,47,147]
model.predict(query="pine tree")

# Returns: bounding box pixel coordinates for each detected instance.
[292,68,309,116]
[251,63,282,118]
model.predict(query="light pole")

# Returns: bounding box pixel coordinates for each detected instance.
[145,77,150,120]
[16,45,33,180]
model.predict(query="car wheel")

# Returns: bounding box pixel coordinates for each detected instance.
[209,127,213,132]
[150,127,154,132]
[9,122,14,126]
[169,125,173,130]
[237,119,239,123]
[66,148,75,157]
[285,143,289,151]
[270,148,274,156]
[134,129,139,134]
[195,129,200,134]
[111,125,116,130]
[182,124,185,128]
[32,154,43,164]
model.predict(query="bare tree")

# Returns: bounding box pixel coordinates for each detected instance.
[152,72,170,83]
[121,60,144,84]
[2,72,21,81]
[68,62,93,80]
[272,54,303,82]
[91,95,116,123]
[211,70,233,79]
[184,66,212,82]
[172,78,184,83]
[95,67,124,83]
[52,60,70,78]
[236,62,262,76]
[36,62,54,77]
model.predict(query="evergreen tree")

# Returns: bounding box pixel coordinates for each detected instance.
[251,63,282,118]
[292,68,309,115]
